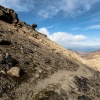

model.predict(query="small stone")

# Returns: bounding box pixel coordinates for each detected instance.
[35,74,39,78]
[39,69,42,73]
[0,70,6,74]
[5,53,9,58]
[7,67,20,77]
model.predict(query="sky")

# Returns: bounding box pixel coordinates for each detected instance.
[0,0,100,52]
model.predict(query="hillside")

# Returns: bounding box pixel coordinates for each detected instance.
[0,5,100,100]
[82,50,100,72]
[70,50,88,57]
[83,50,100,60]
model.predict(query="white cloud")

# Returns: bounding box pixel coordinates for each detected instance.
[60,0,100,17]
[38,27,86,47]
[46,26,54,29]
[71,27,81,30]
[49,32,86,43]
[88,25,100,29]
[38,6,59,18]
[0,0,34,12]
[38,28,50,36]
[37,0,99,18]
[0,0,99,18]
[85,24,100,30]
[38,27,100,52]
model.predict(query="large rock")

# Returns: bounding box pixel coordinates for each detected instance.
[7,67,20,77]
[0,5,19,24]
[31,24,37,29]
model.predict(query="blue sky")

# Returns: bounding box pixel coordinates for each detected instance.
[0,0,100,52]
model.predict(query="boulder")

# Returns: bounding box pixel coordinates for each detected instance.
[31,24,37,29]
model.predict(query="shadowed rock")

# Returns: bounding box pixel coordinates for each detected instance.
[31,24,37,29]
[78,95,92,100]
[75,76,90,92]
[0,5,19,24]
[0,40,11,45]
[0,55,19,66]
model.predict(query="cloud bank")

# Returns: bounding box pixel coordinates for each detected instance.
[38,27,100,52]
[38,27,86,47]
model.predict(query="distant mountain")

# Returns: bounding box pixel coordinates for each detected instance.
[70,50,88,57]
[67,45,100,52]
[83,50,100,60]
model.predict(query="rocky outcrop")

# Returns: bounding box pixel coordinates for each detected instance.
[31,24,37,29]
[0,5,37,29]
[0,5,19,24]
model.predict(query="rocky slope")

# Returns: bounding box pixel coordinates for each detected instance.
[0,5,100,100]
